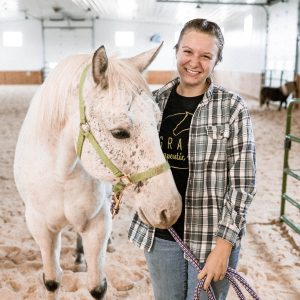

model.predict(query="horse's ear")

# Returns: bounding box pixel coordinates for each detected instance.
[92,46,108,88]
[128,42,163,73]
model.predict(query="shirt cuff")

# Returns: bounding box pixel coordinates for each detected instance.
[215,224,240,246]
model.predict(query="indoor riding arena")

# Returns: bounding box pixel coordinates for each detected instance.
[0,1,299,299]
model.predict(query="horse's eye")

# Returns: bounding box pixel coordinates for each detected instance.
[111,129,130,139]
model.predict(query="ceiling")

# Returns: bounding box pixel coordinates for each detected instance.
[0,0,285,24]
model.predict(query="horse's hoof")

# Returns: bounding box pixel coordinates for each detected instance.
[43,273,60,292]
[73,253,87,272]
[45,280,60,292]
[90,278,107,299]
[75,253,84,264]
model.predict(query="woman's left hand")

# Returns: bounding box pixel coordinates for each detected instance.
[197,238,232,290]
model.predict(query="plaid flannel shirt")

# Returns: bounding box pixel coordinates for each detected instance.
[128,77,256,262]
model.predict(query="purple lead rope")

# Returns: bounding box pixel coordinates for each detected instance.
[168,227,261,300]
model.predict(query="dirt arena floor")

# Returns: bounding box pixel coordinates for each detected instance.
[0,85,299,299]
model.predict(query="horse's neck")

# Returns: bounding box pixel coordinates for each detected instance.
[28,87,79,179]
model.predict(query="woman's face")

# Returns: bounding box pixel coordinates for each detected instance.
[176,30,219,90]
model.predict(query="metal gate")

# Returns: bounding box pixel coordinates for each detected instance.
[280,99,300,234]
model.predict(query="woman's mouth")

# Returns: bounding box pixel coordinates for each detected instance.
[185,68,200,75]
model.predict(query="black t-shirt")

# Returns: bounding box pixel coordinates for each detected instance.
[155,85,203,240]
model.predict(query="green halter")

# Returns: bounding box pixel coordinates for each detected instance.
[76,64,170,217]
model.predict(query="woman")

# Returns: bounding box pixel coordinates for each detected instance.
[128,18,256,300]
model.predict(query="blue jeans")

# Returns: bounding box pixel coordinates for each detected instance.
[144,237,240,300]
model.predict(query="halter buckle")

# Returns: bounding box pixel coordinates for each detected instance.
[80,122,90,136]
[119,174,132,186]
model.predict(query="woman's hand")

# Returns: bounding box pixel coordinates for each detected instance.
[197,238,232,290]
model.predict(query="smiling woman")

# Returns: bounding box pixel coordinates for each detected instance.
[129,18,256,300]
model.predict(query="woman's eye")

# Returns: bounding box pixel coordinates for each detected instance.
[111,129,130,139]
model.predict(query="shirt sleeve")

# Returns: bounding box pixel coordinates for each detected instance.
[216,99,256,245]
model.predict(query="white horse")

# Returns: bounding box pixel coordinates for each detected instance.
[14,44,182,299]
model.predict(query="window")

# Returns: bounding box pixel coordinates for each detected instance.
[115,31,134,47]
[3,31,23,47]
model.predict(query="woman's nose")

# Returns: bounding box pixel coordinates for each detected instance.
[188,54,199,64]
[188,57,200,68]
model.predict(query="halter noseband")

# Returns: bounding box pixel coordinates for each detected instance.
[76,64,170,217]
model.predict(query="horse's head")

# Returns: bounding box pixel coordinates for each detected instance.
[281,81,296,97]
[76,45,182,229]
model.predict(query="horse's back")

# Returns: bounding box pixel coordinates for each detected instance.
[261,86,284,100]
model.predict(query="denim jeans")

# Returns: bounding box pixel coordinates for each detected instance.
[144,237,240,300]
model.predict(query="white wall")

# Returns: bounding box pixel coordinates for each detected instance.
[94,19,181,71]
[266,0,298,73]
[0,1,298,77]
[219,6,267,73]
[94,11,268,74]
[264,0,298,87]
[43,19,93,70]
[0,20,43,70]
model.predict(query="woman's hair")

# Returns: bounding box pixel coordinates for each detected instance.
[175,18,224,63]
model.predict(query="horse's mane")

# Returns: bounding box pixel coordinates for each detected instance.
[35,54,90,136]
[34,53,151,137]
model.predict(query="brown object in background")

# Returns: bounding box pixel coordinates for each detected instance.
[296,75,300,98]
[145,70,177,85]
[0,71,43,84]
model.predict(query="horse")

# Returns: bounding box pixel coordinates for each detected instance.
[259,81,297,110]
[13,44,182,299]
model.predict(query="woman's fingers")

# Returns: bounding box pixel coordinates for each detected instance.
[219,271,226,281]
[203,272,214,290]
[197,267,207,280]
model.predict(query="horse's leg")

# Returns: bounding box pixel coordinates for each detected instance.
[75,233,113,257]
[75,233,84,264]
[25,208,62,299]
[81,204,111,299]
[74,233,114,272]
[73,233,87,272]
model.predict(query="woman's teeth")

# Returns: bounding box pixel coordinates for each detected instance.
[186,68,199,74]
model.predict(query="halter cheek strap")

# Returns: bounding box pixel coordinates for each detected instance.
[76,64,170,217]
